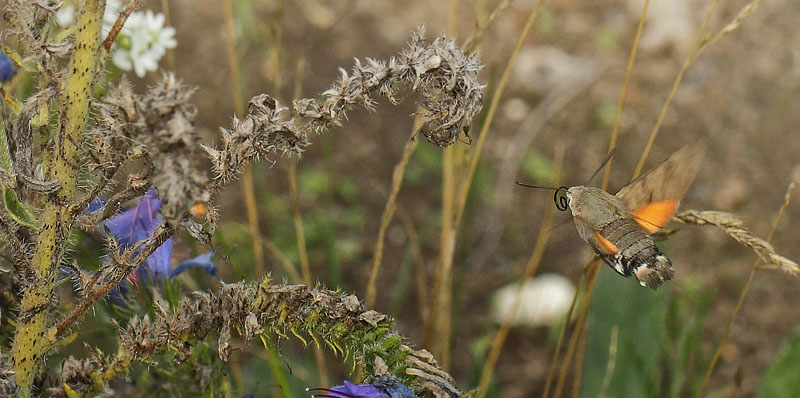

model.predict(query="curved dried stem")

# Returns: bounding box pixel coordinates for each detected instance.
[692,183,795,397]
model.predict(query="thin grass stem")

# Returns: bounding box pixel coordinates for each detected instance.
[429,0,548,368]
[365,127,420,308]
[476,143,565,398]
[395,206,430,329]
[288,161,312,287]
[287,158,328,386]
[601,0,649,190]
[543,265,587,398]
[553,261,601,398]
[222,0,266,278]
[596,325,619,398]
[159,0,174,70]
[696,183,795,397]
[426,0,464,368]
[632,0,721,180]
[265,238,302,284]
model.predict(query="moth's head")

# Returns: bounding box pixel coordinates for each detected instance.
[562,186,610,218]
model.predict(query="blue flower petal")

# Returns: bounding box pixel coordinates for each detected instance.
[332,381,387,398]
[145,237,173,277]
[106,188,162,246]
[105,187,173,279]
[169,252,217,278]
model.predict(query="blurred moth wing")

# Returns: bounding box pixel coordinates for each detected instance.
[566,142,705,289]
[616,142,705,232]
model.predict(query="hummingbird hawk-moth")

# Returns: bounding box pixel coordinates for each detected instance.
[520,142,704,289]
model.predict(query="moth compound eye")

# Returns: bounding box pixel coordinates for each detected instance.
[554,187,569,211]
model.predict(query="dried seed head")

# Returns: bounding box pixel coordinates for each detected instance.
[203,29,484,185]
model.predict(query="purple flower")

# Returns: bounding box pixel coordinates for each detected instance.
[307,378,415,398]
[0,52,16,82]
[105,188,173,278]
[104,187,215,283]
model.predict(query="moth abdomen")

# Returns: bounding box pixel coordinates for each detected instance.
[599,219,674,289]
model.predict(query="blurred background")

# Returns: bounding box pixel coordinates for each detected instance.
[42,0,800,396]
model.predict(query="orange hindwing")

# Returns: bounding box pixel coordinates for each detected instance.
[593,232,619,255]
[633,199,677,233]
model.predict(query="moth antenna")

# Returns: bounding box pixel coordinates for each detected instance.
[516,181,570,211]
[587,148,616,184]
[515,181,559,190]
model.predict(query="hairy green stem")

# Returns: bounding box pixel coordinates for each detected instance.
[10,0,105,393]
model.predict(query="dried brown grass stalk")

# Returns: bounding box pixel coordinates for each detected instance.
[675,209,799,276]
[695,182,796,397]
[475,143,564,398]
[366,126,421,309]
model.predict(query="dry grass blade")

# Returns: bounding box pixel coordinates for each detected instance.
[429,0,548,367]
[475,143,564,398]
[553,262,600,398]
[602,0,649,190]
[632,0,721,179]
[596,325,619,398]
[264,239,302,284]
[702,0,764,56]
[366,128,420,308]
[464,0,512,53]
[675,209,799,276]
[695,182,795,397]
[222,0,266,277]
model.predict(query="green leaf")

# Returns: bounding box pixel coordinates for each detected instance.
[581,270,669,398]
[758,326,800,398]
[3,187,37,227]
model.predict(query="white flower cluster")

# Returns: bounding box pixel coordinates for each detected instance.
[56,0,176,77]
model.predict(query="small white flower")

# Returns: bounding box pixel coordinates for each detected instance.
[491,273,576,327]
[107,7,177,77]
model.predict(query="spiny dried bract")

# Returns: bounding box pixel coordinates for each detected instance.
[57,356,101,395]
[91,75,211,227]
[4,1,58,59]
[90,80,140,168]
[203,94,308,184]
[402,29,484,147]
[14,87,59,185]
[140,75,210,227]
[119,315,160,361]
[203,30,484,184]
[306,28,484,147]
